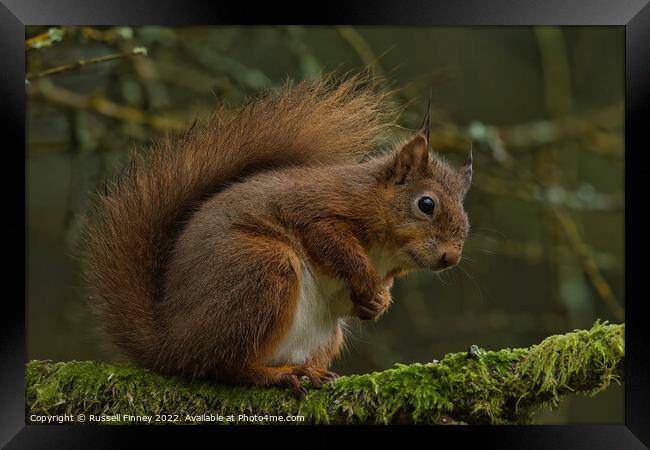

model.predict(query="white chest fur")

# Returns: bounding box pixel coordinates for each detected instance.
[263,260,349,366]
[263,246,398,367]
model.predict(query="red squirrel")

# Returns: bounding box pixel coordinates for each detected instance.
[83,75,472,396]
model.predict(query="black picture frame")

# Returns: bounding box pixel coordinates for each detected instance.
[4,0,649,447]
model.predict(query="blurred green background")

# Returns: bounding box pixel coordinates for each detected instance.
[25,26,624,424]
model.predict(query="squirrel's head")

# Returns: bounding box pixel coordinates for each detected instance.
[374,132,472,272]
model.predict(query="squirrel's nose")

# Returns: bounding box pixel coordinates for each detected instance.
[441,251,461,267]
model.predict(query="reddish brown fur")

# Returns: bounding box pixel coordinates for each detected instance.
[82,75,471,393]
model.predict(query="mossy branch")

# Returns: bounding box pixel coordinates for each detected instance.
[26,321,623,425]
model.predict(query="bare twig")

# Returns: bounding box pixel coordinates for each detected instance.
[28,80,186,132]
[550,207,624,321]
[26,48,148,81]
[26,28,66,51]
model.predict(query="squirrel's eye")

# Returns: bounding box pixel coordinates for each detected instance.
[417,196,435,216]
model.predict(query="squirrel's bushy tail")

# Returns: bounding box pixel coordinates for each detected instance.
[82,75,399,365]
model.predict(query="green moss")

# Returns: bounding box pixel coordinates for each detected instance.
[26,321,623,425]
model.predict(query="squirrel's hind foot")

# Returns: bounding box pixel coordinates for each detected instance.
[278,366,339,397]
[252,365,339,397]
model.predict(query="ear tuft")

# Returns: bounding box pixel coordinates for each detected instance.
[391,134,430,184]
[460,147,473,197]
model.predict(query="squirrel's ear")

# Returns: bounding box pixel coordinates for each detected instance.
[389,134,430,184]
[459,147,473,197]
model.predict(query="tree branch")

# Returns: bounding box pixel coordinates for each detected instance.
[25,28,66,51]
[26,321,623,425]
[551,207,624,321]
[27,80,187,132]
[26,48,148,81]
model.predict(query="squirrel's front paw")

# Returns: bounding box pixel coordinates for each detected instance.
[352,288,392,321]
